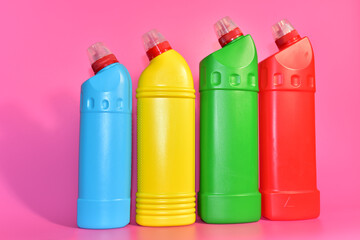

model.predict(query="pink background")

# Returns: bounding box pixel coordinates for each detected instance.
[1,0,359,239]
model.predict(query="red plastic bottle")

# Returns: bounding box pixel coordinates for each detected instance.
[259,19,320,220]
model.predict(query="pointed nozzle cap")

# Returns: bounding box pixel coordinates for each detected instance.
[87,42,118,74]
[87,42,113,64]
[272,19,301,49]
[214,16,243,47]
[271,19,296,41]
[142,29,172,61]
[142,29,167,51]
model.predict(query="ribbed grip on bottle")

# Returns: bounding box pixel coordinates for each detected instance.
[136,193,196,226]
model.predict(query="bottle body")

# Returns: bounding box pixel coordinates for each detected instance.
[136,50,196,227]
[199,35,261,223]
[259,37,320,220]
[77,63,132,229]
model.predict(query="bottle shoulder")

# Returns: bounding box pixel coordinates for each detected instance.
[199,35,259,92]
[260,37,314,71]
[200,34,257,70]
[138,50,194,90]
[82,63,132,93]
[258,37,316,92]
[80,63,132,113]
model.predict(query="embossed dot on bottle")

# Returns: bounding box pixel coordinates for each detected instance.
[102,99,109,110]
[291,75,301,87]
[308,75,315,88]
[273,73,283,86]
[86,98,94,110]
[211,71,221,86]
[229,74,241,86]
[117,98,124,110]
[247,73,256,87]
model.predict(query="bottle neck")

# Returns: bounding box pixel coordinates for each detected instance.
[218,27,243,47]
[91,54,118,74]
[275,30,301,50]
[146,41,172,61]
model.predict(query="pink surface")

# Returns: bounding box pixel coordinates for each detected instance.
[0,0,359,239]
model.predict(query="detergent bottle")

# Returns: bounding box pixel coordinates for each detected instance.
[136,30,196,227]
[259,19,320,220]
[77,42,132,229]
[198,16,261,223]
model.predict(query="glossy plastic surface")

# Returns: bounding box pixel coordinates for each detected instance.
[259,36,320,220]
[78,62,132,229]
[214,16,239,39]
[214,16,243,47]
[271,19,296,41]
[136,49,196,226]
[87,42,113,64]
[142,30,172,61]
[142,29,167,52]
[199,35,261,223]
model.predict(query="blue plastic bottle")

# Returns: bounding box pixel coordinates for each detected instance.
[77,42,132,229]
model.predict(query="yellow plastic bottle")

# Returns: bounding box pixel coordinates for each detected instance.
[136,29,196,227]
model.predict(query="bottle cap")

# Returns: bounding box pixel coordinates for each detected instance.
[214,16,243,47]
[87,42,118,74]
[272,19,301,49]
[142,29,172,61]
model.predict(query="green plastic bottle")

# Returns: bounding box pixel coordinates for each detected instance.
[199,16,261,223]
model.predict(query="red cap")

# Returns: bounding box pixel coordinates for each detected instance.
[87,42,118,74]
[142,29,172,61]
[272,19,301,50]
[214,16,244,47]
